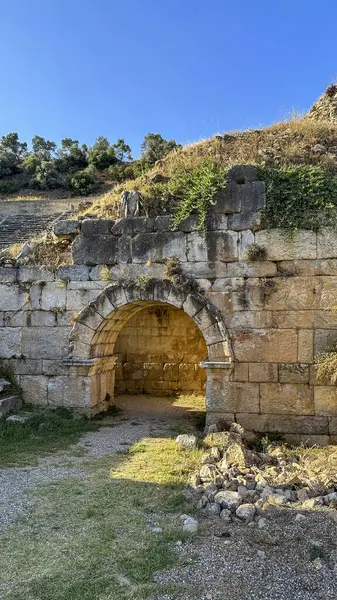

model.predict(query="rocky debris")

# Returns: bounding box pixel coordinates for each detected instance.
[183,421,337,526]
[176,434,197,451]
[6,414,32,424]
[305,84,337,124]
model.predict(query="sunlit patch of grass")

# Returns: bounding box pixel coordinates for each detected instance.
[0,434,200,600]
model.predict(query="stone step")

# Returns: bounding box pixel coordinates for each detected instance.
[0,396,22,419]
[0,210,77,250]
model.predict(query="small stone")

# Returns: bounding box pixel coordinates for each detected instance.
[294,513,307,523]
[214,490,241,511]
[199,464,218,482]
[297,488,309,503]
[224,479,239,492]
[237,485,249,501]
[257,550,266,559]
[6,414,30,424]
[312,144,327,153]
[179,514,192,521]
[197,495,208,509]
[210,446,221,460]
[204,483,218,499]
[0,378,11,393]
[303,497,324,509]
[205,502,221,516]
[258,517,268,529]
[201,453,217,465]
[236,503,256,522]
[176,434,197,451]
[190,474,202,487]
[151,527,163,534]
[266,494,288,506]
[183,517,198,533]
[229,422,245,436]
[220,509,232,522]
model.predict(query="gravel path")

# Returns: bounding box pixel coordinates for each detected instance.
[0,395,185,531]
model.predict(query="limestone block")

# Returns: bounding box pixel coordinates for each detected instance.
[314,310,337,329]
[318,276,337,309]
[205,411,235,427]
[205,380,259,413]
[55,265,89,281]
[317,227,337,258]
[0,268,17,283]
[212,182,242,214]
[42,360,69,376]
[225,310,273,330]
[20,375,48,405]
[206,231,238,262]
[117,234,132,263]
[232,329,298,363]
[193,306,218,331]
[277,259,337,277]
[4,358,42,375]
[22,327,71,359]
[206,214,228,231]
[227,261,277,277]
[313,329,337,354]
[163,363,179,381]
[186,232,208,262]
[279,363,309,384]
[182,294,207,318]
[329,417,337,435]
[4,311,25,327]
[202,322,227,346]
[72,234,118,265]
[260,383,314,415]
[66,287,102,311]
[154,216,172,231]
[233,362,249,382]
[314,387,337,416]
[41,283,66,311]
[0,313,4,327]
[132,232,187,263]
[53,219,80,237]
[111,216,154,235]
[283,434,330,447]
[182,262,228,279]
[272,310,315,329]
[177,214,199,232]
[27,284,42,310]
[47,376,91,408]
[248,363,278,382]
[236,413,329,434]
[238,230,254,259]
[228,211,263,231]
[26,311,57,327]
[17,267,54,282]
[255,230,316,260]
[0,285,26,311]
[264,277,319,311]
[0,329,22,357]
[227,165,259,184]
[80,219,115,236]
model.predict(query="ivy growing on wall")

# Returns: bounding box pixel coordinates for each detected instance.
[259,165,337,231]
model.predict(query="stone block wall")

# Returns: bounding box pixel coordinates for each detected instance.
[114,305,207,394]
[1,165,337,443]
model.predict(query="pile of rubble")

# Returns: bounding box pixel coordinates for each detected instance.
[178,424,337,525]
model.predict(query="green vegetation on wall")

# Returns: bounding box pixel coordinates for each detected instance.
[259,165,337,230]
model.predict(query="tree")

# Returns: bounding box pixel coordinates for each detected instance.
[113,138,132,162]
[70,169,95,196]
[140,133,181,167]
[31,135,57,160]
[88,136,117,170]
[56,138,88,172]
[0,132,28,177]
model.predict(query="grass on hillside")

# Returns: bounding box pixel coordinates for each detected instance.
[0,434,203,600]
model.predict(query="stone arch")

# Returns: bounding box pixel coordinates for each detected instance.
[68,279,233,362]
[66,279,233,414]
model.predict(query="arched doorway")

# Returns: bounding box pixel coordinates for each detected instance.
[66,280,233,416]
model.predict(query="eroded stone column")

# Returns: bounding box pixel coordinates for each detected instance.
[201,360,234,426]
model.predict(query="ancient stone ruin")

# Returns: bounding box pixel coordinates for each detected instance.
[1,165,337,444]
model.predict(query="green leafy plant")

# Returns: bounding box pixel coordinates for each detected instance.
[170,160,226,232]
[259,165,337,230]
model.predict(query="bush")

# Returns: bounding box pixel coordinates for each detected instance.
[30,161,62,190]
[70,169,96,196]
[0,179,20,194]
[260,165,337,230]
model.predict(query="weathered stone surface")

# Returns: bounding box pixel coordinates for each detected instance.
[119,190,141,217]
[233,362,249,382]
[205,380,259,413]
[55,265,89,281]
[279,363,309,384]
[0,268,17,283]
[235,413,329,434]
[227,165,259,184]
[41,283,66,311]
[54,219,80,237]
[317,227,337,258]
[17,267,54,283]
[0,328,22,357]
[176,434,197,450]
[72,234,118,265]
[260,383,314,415]
[22,327,71,359]
[80,219,115,236]
[236,503,256,521]
[265,277,319,311]
[132,232,187,263]
[232,329,298,363]
[212,182,242,214]
[112,217,154,235]
[248,363,278,382]
[214,490,240,511]
[20,375,48,405]
[255,230,316,260]
[47,376,91,408]
[314,387,337,416]
[314,329,337,354]
[0,285,26,311]
[0,396,22,418]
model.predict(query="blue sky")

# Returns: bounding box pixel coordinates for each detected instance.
[0,0,336,157]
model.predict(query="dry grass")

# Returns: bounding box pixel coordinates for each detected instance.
[24,235,72,270]
[84,118,337,218]
[315,351,337,384]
